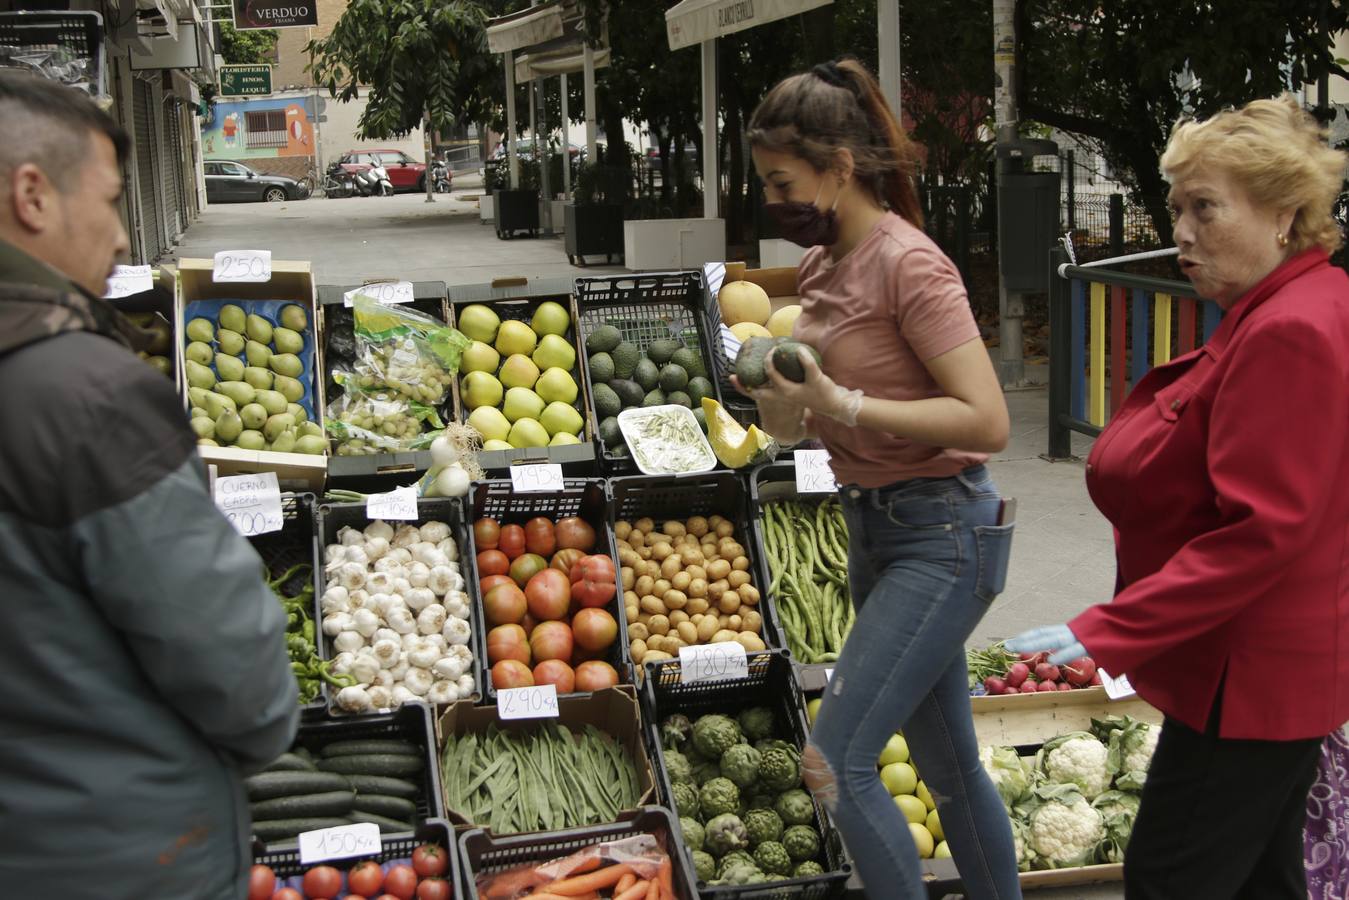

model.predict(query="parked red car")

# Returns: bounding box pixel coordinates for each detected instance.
[336,149,428,192]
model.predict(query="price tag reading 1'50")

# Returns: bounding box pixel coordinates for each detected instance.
[679,642,749,684]
[212,249,272,283]
[498,683,559,720]
[298,822,382,865]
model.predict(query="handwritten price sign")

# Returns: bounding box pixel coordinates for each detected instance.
[103,265,154,299]
[679,642,749,684]
[1098,669,1137,701]
[344,281,415,307]
[365,486,419,521]
[795,449,838,494]
[498,683,559,720]
[213,472,284,537]
[298,823,382,865]
[510,464,564,493]
[213,249,272,283]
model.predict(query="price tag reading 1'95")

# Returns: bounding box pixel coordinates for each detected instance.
[679,642,749,684]
[498,683,559,720]
[795,449,838,494]
[298,822,382,865]
[510,463,565,493]
[212,249,272,283]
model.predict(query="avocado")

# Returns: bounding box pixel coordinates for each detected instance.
[646,338,682,365]
[588,351,615,384]
[593,383,622,419]
[687,376,715,406]
[611,341,640,379]
[610,378,645,409]
[598,416,624,448]
[642,388,667,407]
[670,347,707,379]
[658,364,689,393]
[586,325,622,354]
[667,390,692,409]
[611,444,630,458]
[734,336,783,390]
[770,340,823,383]
[633,358,660,392]
[692,406,708,433]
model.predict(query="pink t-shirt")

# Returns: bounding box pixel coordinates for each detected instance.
[793,212,987,487]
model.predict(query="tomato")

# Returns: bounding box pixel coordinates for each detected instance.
[479,573,514,594]
[487,623,531,665]
[271,890,303,900]
[521,612,540,636]
[498,524,526,560]
[348,859,385,896]
[492,658,535,689]
[572,607,618,652]
[476,549,510,578]
[249,865,276,900]
[555,516,597,552]
[473,517,500,550]
[525,568,571,621]
[412,843,449,878]
[533,658,576,693]
[483,582,527,626]
[572,643,607,666]
[529,620,574,663]
[549,547,586,578]
[415,878,452,900]
[303,865,343,899]
[575,660,620,691]
[570,555,618,608]
[509,552,548,588]
[383,865,418,900]
[341,895,369,900]
[524,516,557,557]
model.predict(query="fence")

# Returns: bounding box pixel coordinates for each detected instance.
[1046,245,1224,458]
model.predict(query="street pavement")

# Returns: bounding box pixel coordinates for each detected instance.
[171,187,1120,899]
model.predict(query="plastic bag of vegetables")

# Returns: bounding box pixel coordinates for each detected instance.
[325,385,445,455]
[350,294,468,405]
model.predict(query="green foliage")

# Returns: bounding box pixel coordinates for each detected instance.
[218,22,277,66]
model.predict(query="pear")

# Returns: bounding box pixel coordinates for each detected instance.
[216,381,257,408]
[185,341,214,366]
[256,390,288,416]
[215,353,245,383]
[199,390,235,420]
[214,410,244,444]
[245,313,273,345]
[189,417,215,440]
[239,403,268,431]
[269,353,303,378]
[235,429,266,451]
[264,413,296,442]
[218,303,247,334]
[272,327,304,356]
[217,329,245,356]
[197,438,219,447]
[269,431,297,453]
[146,320,172,355]
[188,386,211,410]
[294,434,327,455]
[286,402,308,423]
[245,340,272,368]
[146,356,172,377]
[273,374,304,403]
[280,304,308,332]
[185,359,215,390]
[190,406,209,420]
[298,420,323,438]
[185,317,214,344]
[243,366,273,391]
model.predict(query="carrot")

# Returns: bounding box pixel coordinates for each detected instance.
[644,878,659,900]
[656,856,673,895]
[615,872,637,893]
[614,881,649,900]
[568,856,603,876]
[546,863,633,896]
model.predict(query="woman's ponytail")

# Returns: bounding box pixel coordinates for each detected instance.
[834,59,924,228]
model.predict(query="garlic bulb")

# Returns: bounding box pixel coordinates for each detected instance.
[364,537,390,562]
[336,685,372,712]
[349,654,380,685]
[404,587,436,613]
[432,653,467,681]
[407,562,431,589]
[352,608,381,639]
[403,666,433,696]
[364,520,395,542]
[437,538,459,563]
[442,617,472,646]
[407,638,440,669]
[427,680,460,704]
[419,521,451,544]
[338,526,364,547]
[334,562,366,591]
[456,673,476,697]
[386,607,416,635]
[391,685,418,706]
[320,586,351,615]
[333,630,366,653]
[365,571,394,595]
[392,524,422,549]
[322,612,354,637]
[427,566,462,597]
[417,604,448,636]
[367,685,394,710]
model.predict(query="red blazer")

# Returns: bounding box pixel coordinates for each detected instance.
[1070,250,1349,740]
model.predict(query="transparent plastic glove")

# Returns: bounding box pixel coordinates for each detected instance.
[1006,624,1089,667]
[731,373,807,444]
[764,348,864,427]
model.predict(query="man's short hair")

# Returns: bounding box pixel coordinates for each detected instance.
[0,70,130,193]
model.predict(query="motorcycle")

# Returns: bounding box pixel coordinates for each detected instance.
[323,161,357,199]
[431,160,452,194]
[354,163,394,197]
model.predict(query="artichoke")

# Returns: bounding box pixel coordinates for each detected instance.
[699,777,741,819]
[782,824,821,861]
[671,780,700,819]
[719,743,763,789]
[705,813,750,856]
[665,749,695,785]
[737,706,776,741]
[692,713,744,760]
[680,816,706,851]
[691,850,716,882]
[794,860,825,878]
[753,841,794,876]
[662,713,693,750]
[774,789,815,826]
[759,747,802,792]
[744,807,784,847]
[717,850,756,875]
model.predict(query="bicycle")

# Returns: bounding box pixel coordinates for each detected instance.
[298,163,321,198]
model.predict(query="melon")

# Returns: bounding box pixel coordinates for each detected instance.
[766,304,802,338]
[729,322,772,342]
[719,280,771,326]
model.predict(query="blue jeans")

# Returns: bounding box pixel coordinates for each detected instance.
[806,465,1021,899]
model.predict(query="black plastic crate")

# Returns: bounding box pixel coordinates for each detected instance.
[314,497,486,715]
[253,704,445,848]
[249,492,327,718]
[642,650,851,900]
[446,286,598,472]
[255,819,457,893]
[464,479,631,703]
[458,807,699,900]
[699,277,757,410]
[316,281,452,485]
[609,471,784,655]
[573,272,724,474]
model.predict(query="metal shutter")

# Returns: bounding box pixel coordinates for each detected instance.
[133,79,163,263]
[163,102,184,238]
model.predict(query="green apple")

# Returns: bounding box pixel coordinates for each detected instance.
[498,353,540,390]
[535,367,578,404]
[482,438,514,452]
[462,370,504,410]
[530,300,571,337]
[467,406,511,443]
[502,387,545,423]
[894,793,927,823]
[495,319,538,357]
[549,431,581,446]
[461,340,501,374]
[507,417,549,449]
[457,304,500,343]
[539,401,582,437]
[532,332,576,373]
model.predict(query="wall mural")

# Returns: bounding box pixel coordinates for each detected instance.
[201,95,315,160]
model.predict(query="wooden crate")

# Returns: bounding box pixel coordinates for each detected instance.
[970,686,1161,748]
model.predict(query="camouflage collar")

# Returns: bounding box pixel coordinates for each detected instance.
[0,280,152,359]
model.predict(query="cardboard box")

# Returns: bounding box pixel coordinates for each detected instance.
[723,261,800,314]
[436,687,655,833]
[176,258,326,493]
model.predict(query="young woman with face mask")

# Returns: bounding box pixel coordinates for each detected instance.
[737,59,1021,898]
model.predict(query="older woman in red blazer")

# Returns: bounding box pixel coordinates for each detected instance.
[1011,96,1349,899]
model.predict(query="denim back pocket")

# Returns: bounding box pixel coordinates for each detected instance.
[973,523,1015,602]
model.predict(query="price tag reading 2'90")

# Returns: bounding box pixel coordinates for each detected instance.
[498,683,559,720]
[298,822,382,865]
[679,642,749,684]
[212,249,272,283]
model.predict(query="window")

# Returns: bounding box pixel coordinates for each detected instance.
[244,110,288,149]
[204,163,221,175]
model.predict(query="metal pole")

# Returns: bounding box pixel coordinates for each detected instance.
[583,44,598,162]
[1109,193,1124,258]
[536,76,553,234]
[993,0,1023,386]
[1066,149,1075,232]
[877,0,900,118]
[505,50,519,189]
[423,111,435,203]
[701,38,718,219]
[560,73,571,199]
[1046,246,1073,459]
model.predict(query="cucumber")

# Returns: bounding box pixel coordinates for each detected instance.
[252,817,351,842]
[245,771,351,801]
[317,754,424,777]
[250,790,355,822]
[345,774,420,799]
[352,793,418,819]
[263,752,316,773]
[320,739,420,758]
[349,809,414,834]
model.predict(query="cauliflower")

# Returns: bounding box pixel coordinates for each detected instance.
[737,706,776,741]
[692,714,743,760]
[1092,715,1159,789]
[1092,790,1142,863]
[705,813,750,856]
[719,744,763,789]
[979,745,1032,810]
[743,808,784,847]
[1017,783,1106,869]
[781,824,820,861]
[1037,731,1111,799]
[758,747,802,792]
[699,777,742,818]
[753,841,794,876]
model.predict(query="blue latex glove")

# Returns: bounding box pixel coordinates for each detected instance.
[1006,624,1089,667]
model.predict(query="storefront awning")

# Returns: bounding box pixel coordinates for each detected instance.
[486,1,567,54]
[515,45,610,82]
[665,0,833,51]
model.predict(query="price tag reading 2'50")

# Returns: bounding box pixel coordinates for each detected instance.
[498,683,559,720]
[298,822,382,865]
[679,642,749,684]
[213,249,272,283]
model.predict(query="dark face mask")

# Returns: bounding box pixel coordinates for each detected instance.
[764,181,841,247]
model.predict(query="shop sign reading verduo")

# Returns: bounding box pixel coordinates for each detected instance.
[231,0,317,30]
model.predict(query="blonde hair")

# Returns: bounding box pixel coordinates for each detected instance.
[1161,95,1346,254]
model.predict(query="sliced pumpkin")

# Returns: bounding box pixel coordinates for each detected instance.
[702,398,779,469]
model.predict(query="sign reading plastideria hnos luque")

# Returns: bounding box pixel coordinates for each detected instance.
[232,0,317,29]
[219,65,272,96]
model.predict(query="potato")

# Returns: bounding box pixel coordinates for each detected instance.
[663,589,688,610]
[663,521,686,538]
[680,547,704,567]
[615,520,632,541]
[635,517,655,534]
[686,597,710,616]
[696,616,720,642]
[711,629,739,643]
[718,614,732,629]
[621,567,636,590]
[660,555,683,580]
[624,590,640,607]
[727,569,751,589]
[687,516,709,537]
[671,571,692,592]
[626,603,639,623]
[715,520,735,538]
[709,579,730,597]
[717,591,741,614]
[728,614,742,630]
[640,595,667,615]
[735,632,766,652]
[701,543,719,561]
[648,614,671,636]
[638,611,652,627]
[628,622,650,641]
[646,634,666,653]
[739,585,761,606]
[627,529,646,549]
[669,609,690,626]
[732,556,751,572]
[665,636,688,653]
[741,610,763,633]
[648,530,673,545]
[687,577,708,599]
[687,565,708,582]
[720,541,745,559]
[651,542,674,561]
[706,559,732,581]
[618,547,641,569]
[708,514,725,529]
[631,638,648,658]
[676,621,699,645]
[653,579,672,597]
[638,546,653,560]
[643,650,673,663]
[634,575,655,598]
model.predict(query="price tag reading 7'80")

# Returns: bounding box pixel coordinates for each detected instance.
[679,642,749,684]
[213,249,272,283]
[795,449,838,494]
[298,822,382,865]
[498,683,559,720]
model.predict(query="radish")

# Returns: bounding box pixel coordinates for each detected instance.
[1037,681,1057,692]
[1005,662,1030,688]
[1057,682,1073,691]
[985,676,1008,695]
[1034,662,1061,683]
[1018,652,1038,662]
[1019,682,1040,694]
[1063,656,1097,686]
[1090,671,1102,685]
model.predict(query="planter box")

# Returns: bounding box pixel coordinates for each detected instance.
[549,198,568,233]
[623,217,724,270]
[564,202,624,266]
[479,194,495,224]
[494,188,540,239]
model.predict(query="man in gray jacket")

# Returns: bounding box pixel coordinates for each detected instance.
[0,71,299,898]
